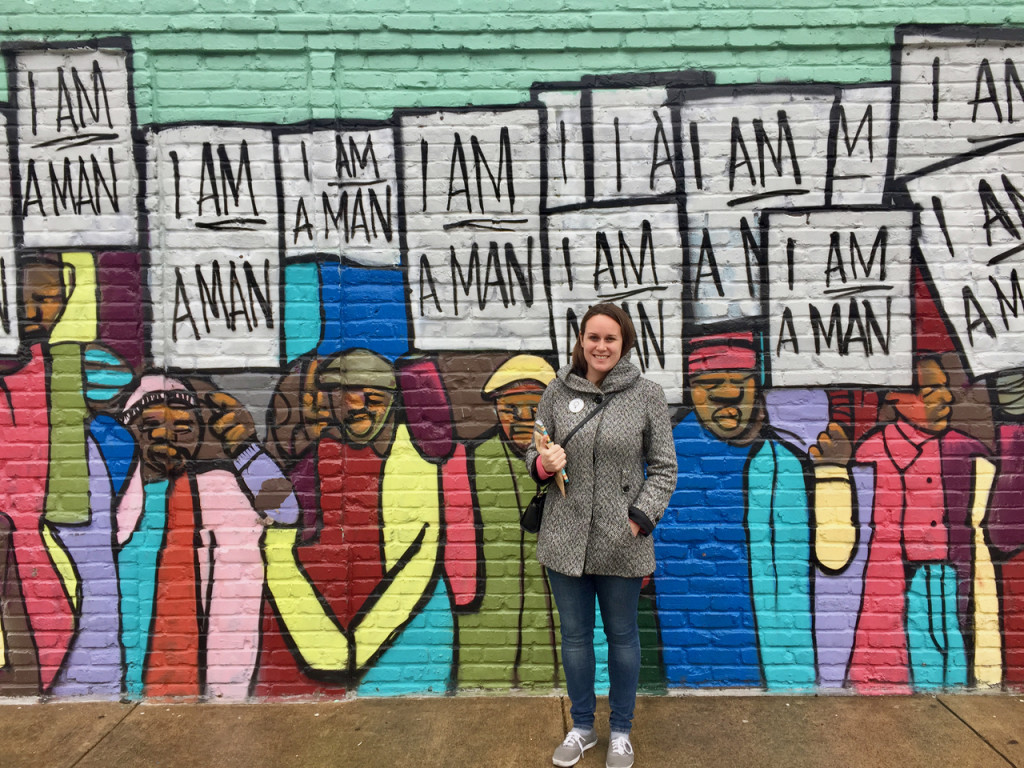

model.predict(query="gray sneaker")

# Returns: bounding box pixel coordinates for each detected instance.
[553,729,598,767]
[605,734,634,768]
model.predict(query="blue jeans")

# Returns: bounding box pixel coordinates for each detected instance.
[547,569,643,734]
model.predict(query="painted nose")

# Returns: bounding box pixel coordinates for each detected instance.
[712,381,742,400]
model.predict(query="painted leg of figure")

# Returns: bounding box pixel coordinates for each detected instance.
[748,444,815,690]
[907,565,966,690]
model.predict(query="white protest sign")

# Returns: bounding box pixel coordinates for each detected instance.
[10,42,138,248]
[905,142,1024,376]
[536,89,587,209]
[547,203,684,403]
[765,207,913,388]
[146,124,281,370]
[0,112,17,356]
[277,124,399,266]
[894,28,1024,180]
[686,208,767,323]
[590,86,677,201]
[680,86,834,323]
[401,107,548,351]
[829,85,892,206]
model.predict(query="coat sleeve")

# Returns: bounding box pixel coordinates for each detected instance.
[630,383,677,527]
[524,381,558,485]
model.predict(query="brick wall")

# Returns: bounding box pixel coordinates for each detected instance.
[0,4,1022,700]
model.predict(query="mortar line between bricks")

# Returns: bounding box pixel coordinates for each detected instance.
[68,701,141,768]
[936,698,1018,768]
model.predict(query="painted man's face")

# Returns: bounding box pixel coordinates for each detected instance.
[22,260,66,339]
[135,402,201,478]
[889,358,953,434]
[690,370,760,443]
[494,386,543,455]
[301,358,330,441]
[328,386,395,445]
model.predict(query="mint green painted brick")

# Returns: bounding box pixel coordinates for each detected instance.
[588,11,651,30]
[276,14,331,32]
[234,70,307,90]
[253,0,299,11]
[152,70,228,90]
[802,8,861,25]
[254,32,312,50]
[303,0,405,11]
[380,13,436,32]
[196,0,254,13]
[394,71,437,89]
[219,14,277,31]
[518,30,625,50]
[308,51,335,68]
[154,89,214,108]
[408,0,478,12]
[328,14,383,31]
[354,31,414,50]
[406,52,475,71]
[151,54,206,70]
[309,71,334,88]
[749,10,806,27]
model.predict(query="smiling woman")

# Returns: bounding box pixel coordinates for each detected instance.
[526,302,677,768]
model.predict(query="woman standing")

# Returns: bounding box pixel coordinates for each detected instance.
[526,303,677,768]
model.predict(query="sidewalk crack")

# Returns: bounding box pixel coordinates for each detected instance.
[936,697,1018,767]
[68,701,141,768]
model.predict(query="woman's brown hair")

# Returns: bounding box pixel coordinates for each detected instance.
[570,303,637,378]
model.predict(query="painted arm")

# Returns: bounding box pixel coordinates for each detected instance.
[812,464,856,572]
[350,426,441,670]
[442,442,480,608]
[233,443,300,525]
[970,456,1000,687]
[46,251,99,525]
[263,525,351,672]
[810,421,856,572]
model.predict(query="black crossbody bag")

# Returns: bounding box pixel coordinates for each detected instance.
[520,392,618,534]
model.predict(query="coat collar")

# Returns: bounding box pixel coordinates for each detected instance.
[557,355,641,395]
[884,419,939,472]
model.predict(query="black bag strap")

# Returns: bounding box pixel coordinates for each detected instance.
[533,391,618,494]
[559,391,618,448]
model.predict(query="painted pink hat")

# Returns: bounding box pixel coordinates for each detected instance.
[120,374,198,425]
[687,331,758,374]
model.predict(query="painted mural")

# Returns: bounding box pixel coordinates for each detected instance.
[1,25,1024,700]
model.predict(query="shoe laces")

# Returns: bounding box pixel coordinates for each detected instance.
[609,736,633,756]
[562,731,589,750]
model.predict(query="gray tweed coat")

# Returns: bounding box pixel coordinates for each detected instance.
[525,355,677,578]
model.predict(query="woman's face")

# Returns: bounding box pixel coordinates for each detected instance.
[580,313,623,384]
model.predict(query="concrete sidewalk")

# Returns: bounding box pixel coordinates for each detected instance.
[2,694,1022,768]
